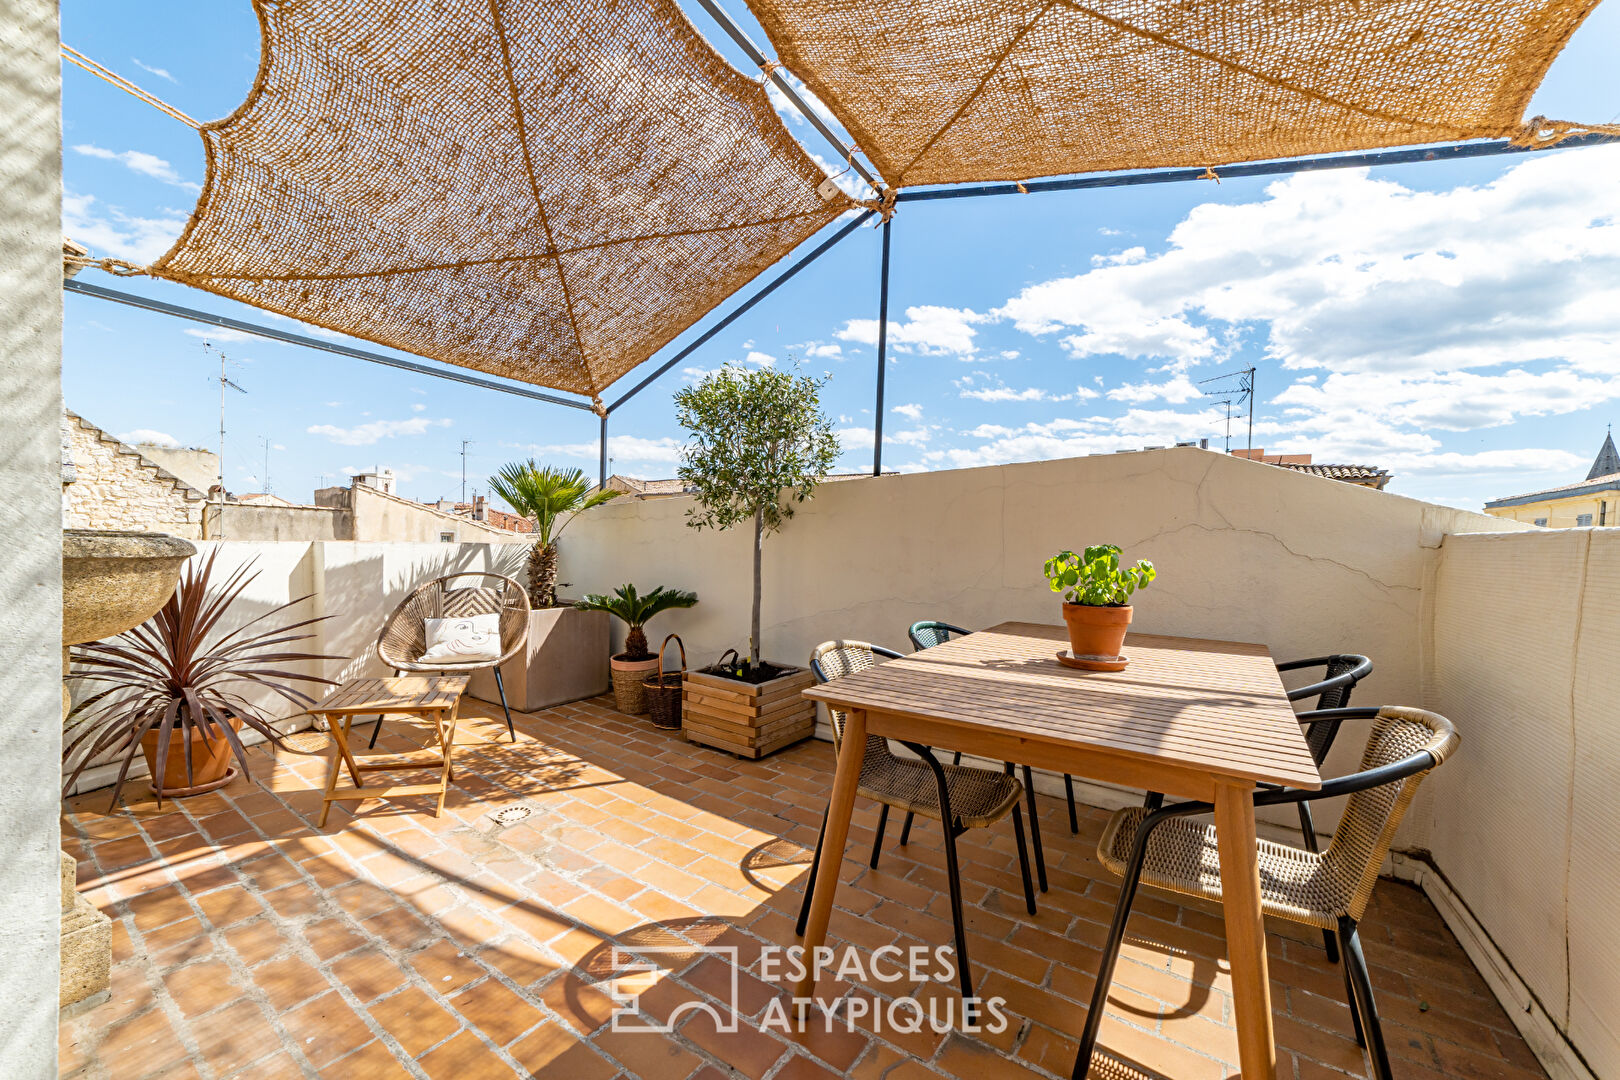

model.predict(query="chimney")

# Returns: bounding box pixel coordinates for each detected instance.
[473,495,485,520]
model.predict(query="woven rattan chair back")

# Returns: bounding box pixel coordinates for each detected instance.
[1325,706,1458,922]
[1301,654,1372,761]
[907,621,969,651]
[377,573,531,673]
[809,640,902,762]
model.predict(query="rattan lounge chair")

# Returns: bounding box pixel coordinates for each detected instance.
[796,640,1037,1004]
[1076,706,1457,1080]
[369,572,530,746]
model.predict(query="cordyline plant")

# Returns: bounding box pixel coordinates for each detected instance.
[575,584,698,660]
[675,363,839,672]
[1044,545,1157,606]
[488,462,619,608]
[63,550,341,811]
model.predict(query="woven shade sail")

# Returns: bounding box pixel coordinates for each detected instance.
[746,0,1604,188]
[149,0,851,400]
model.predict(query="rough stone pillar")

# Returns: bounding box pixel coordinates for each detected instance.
[0,0,68,1074]
[58,853,110,1010]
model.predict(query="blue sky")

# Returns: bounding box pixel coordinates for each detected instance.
[62,1,1620,512]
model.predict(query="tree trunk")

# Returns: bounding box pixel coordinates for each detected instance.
[527,540,559,608]
[751,506,763,671]
[624,626,649,659]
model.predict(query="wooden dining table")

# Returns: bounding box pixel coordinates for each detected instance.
[795,621,1322,1080]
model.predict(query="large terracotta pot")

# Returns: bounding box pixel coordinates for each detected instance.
[140,714,243,798]
[1061,603,1133,659]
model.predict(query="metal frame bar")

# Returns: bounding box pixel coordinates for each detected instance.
[690,0,882,193]
[895,135,1618,205]
[604,209,875,413]
[872,218,891,476]
[63,279,597,411]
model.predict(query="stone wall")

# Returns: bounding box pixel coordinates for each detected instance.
[63,412,206,538]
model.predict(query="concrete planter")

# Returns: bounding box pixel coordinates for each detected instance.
[468,606,610,712]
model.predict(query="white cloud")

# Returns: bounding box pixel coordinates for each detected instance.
[306,417,452,446]
[744,350,777,367]
[410,403,427,412]
[130,58,177,83]
[839,305,989,358]
[803,343,843,359]
[997,147,1620,377]
[120,429,178,447]
[526,436,683,465]
[960,385,1058,403]
[72,144,200,193]
[62,191,187,263]
[892,403,924,421]
[183,327,257,344]
[1106,374,1203,404]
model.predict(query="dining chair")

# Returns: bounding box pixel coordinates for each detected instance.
[797,640,1038,1005]
[908,620,1079,885]
[1076,705,1457,1080]
[370,572,530,746]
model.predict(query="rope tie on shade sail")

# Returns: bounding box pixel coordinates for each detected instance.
[590,396,607,418]
[758,58,782,85]
[62,252,150,276]
[1511,116,1620,148]
[59,44,201,129]
[1198,165,1221,183]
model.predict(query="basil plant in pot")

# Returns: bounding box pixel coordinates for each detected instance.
[575,584,698,714]
[1044,545,1157,665]
[63,550,341,811]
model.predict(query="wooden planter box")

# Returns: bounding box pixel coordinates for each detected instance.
[682,664,815,759]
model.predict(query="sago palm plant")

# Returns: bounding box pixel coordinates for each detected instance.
[488,461,618,608]
[575,584,698,660]
[63,550,341,810]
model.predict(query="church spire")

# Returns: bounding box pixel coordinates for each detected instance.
[1587,428,1620,480]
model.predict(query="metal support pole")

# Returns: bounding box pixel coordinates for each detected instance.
[63,279,597,411]
[599,414,608,490]
[872,218,891,477]
[606,210,874,412]
[690,0,883,194]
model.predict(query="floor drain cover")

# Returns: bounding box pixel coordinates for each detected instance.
[489,805,534,827]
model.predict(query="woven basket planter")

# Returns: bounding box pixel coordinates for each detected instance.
[682,663,815,759]
[642,635,686,730]
[610,654,659,714]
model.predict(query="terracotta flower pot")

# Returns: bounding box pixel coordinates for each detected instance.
[1061,603,1133,659]
[609,653,661,714]
[140,713,243,798]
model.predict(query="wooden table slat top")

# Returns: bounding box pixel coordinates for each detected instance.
[803,622,1320,789]
[314,675,469,715]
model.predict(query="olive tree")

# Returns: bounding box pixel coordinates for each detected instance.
[675,364,839,671]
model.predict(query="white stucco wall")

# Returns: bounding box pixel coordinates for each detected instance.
[0,0,66,1071]
[1426,528,1620,1080]
[65,541,529,794]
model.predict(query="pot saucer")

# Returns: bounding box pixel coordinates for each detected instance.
[1056,650,1129,672]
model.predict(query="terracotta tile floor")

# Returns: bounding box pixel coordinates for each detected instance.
[61,696,1546,1080]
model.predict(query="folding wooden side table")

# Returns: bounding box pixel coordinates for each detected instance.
[313,675,469,827]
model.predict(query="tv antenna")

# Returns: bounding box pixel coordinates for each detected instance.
[460,439,475,504]
[259,436,273,495]
[200,342,247,492]
[1198,366,1255,455]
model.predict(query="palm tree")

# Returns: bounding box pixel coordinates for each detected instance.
[487,462,618,608]
[574,584,698,659]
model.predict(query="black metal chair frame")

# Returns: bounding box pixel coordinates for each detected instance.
[796,644,1036,1012]
[905,620,1079,894]
[1075,707,1425,1080]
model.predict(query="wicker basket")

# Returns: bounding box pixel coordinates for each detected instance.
[610,655,657,714]
[643,635,686,730]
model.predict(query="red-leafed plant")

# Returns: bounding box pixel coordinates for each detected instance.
[64,549,341,810]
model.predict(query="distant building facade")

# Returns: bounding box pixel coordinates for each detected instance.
[1485,433,1620,528]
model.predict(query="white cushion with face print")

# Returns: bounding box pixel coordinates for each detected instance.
[419,613,501,664]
